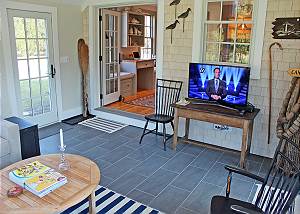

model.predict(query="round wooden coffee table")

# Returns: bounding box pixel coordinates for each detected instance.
[0,154,100,214]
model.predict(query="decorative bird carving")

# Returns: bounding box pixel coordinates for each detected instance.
[166,20,180,44]
[178,8,192,32]
[170,0,181,6]
[170,0,181,19]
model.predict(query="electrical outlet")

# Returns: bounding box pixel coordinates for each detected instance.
[213,124,232,132]
[60,56,70,64]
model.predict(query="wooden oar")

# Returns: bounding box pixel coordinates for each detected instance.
[78,39,89,118]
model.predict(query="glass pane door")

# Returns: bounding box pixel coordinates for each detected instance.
[102,10,121,105]
[8,10,58,126]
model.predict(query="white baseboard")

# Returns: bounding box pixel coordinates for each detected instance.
[61,107,82,121]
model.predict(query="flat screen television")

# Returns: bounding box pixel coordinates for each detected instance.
[188,63,250,106]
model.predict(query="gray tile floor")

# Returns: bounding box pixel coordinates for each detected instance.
[39,124,272,214]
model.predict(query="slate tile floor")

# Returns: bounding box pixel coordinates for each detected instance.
[40,124,271,214]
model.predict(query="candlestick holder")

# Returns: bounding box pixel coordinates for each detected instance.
[58,145,70,171]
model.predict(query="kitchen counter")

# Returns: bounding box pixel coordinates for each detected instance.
[122,59,156,63]
[120,72,135,80]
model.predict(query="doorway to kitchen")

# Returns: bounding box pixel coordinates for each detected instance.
[99,4,157,116]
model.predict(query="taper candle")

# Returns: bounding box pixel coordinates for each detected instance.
[59,129,64,148]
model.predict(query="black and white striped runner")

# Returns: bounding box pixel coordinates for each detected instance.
[61,186,163,214]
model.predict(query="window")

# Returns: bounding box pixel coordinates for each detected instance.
[141,15,155,59]
[204,0,254,65]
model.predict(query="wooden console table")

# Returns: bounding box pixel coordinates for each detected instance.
[172,103,260,168]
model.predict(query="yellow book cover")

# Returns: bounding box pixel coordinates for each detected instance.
[12,161,49,178]
[25,169,67,193]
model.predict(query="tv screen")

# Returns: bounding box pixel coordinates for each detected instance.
[188,63,250,106]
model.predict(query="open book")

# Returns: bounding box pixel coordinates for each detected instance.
[9,161,67,198]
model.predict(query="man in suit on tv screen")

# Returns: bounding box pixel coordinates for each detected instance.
[206,67,227,101]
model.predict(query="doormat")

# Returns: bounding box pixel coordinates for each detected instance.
[78,117,128,133]
[62,114,95,125]
[124,94,155,108]
[61,185,164,214]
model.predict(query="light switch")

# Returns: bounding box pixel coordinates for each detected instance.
[60,56,70,63]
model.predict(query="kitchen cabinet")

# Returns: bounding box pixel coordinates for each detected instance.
[120,72,135,97]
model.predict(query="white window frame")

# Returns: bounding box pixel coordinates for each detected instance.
[192,0,268,79]
[141,15,154,59]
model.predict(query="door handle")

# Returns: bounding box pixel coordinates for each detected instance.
[50,64,56,78]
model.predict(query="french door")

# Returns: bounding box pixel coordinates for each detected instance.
[102,9,121,105]
[8,9,58,126]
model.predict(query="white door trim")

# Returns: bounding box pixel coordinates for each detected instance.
[86,0,163,116]
[0,1,63,123]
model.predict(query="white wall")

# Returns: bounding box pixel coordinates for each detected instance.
[0,41,10,117]
[163,0,300,157]
[0,0,83,119]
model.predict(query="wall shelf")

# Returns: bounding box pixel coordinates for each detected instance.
[121,11,145,47]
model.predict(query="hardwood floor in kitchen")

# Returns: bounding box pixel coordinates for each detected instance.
[105,89,155,116]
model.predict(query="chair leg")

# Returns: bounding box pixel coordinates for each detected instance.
[163,123,166,151]
[226,171,232,198]
[155,122,158,135]
[139,120,149,145]
[171,121,174,132]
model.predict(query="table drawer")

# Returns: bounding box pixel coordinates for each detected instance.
[136,60,154,69]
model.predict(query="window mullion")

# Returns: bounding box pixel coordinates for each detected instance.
[232,0,238,63]
[23,17,34,115]
[233,24,237,63]
[35,18,44,114]
[220,0,223,21]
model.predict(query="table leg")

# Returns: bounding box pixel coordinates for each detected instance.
[89,190,96,214]
[184,118,190,141]
[172,108,179,150]
[247,121,254,155]
[240,121,250,168]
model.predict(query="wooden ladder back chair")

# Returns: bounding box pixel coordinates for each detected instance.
[139,79,183,151]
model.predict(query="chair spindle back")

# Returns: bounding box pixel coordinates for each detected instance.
[155,79,183,117]
[254,137,300,214]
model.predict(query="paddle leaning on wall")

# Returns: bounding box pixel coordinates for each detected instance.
[77,39,89,118]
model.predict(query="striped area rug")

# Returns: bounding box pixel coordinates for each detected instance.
[79,117,128,134]
[61,185,163,214]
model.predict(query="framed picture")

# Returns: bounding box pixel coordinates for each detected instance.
[272,17,300,39]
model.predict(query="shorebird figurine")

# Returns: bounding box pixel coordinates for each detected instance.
[166,20,180,44]
[178,8,192,32]
[170,0,181,19]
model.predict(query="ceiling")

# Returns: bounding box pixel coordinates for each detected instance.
[12,0,84,5]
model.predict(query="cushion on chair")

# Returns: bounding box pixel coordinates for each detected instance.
[0,137,10,157]
[210,195,262,214]
[145,114,174,123]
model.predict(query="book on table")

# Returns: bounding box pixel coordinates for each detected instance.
[9,161,67,197]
